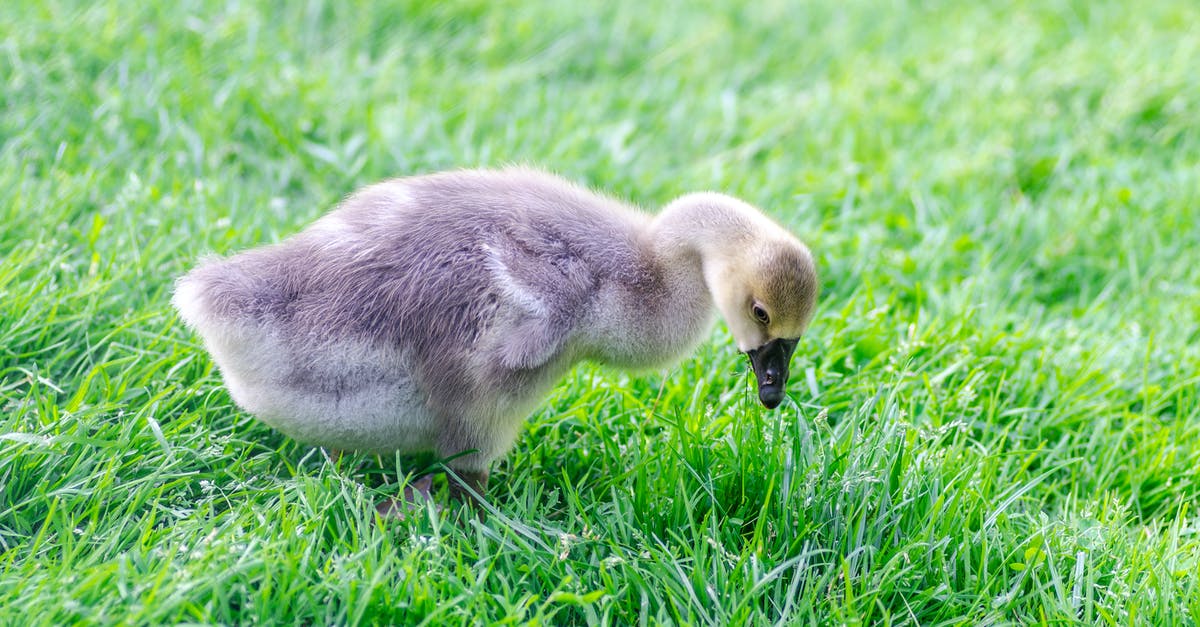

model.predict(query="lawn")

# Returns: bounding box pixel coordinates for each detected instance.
[3,0,1200,624]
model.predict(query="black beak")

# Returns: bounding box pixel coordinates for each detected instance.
[745,338,798,409]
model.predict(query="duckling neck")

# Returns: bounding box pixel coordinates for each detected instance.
[578,194,766,370]
[649,192,764,279]
[581,194,760,369]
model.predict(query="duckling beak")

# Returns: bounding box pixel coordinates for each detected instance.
[746,338,798,409]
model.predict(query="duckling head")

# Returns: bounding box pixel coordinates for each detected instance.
[655,192,819,408]
[705,236,818,409]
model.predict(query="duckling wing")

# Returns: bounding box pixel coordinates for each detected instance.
[484,224,599,371]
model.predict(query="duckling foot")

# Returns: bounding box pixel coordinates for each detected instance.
[373,471,490,520]
[375,474,437,519]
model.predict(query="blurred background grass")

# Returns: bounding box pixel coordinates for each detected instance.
[2,0,1199,623]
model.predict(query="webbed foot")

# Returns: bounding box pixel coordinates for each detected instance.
[375,474,437,519]
[373,469,491,520]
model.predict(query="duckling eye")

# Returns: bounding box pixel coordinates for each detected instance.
[752,304,770,325]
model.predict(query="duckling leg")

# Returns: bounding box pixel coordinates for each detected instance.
[446,469,489,504]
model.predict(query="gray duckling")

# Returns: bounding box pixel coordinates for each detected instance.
[173,168,818,510]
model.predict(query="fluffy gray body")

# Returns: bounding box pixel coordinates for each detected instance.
[175,169,724,471]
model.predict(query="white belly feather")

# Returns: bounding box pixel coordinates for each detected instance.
[174,279,436,453]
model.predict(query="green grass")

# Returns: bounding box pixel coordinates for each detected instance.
[3,0,1200,623]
